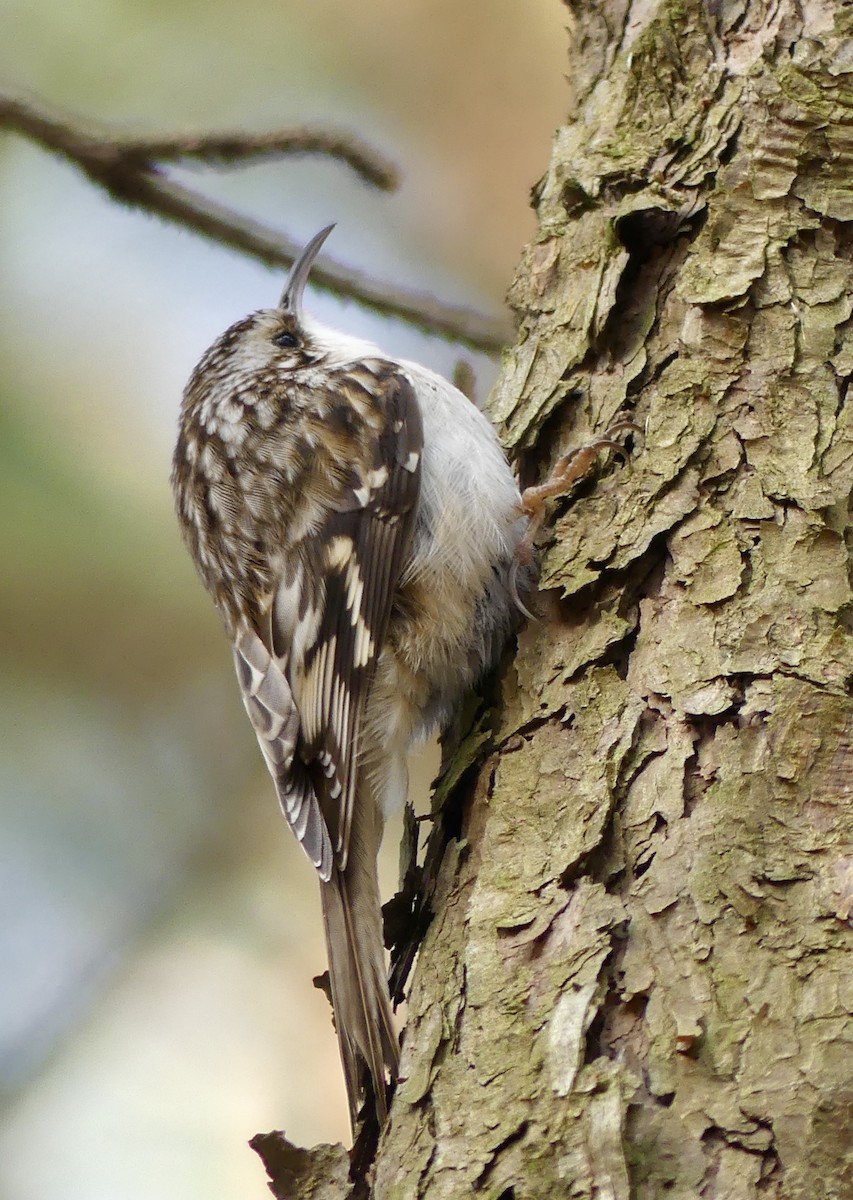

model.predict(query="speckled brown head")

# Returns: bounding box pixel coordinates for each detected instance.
[171,223,414,633]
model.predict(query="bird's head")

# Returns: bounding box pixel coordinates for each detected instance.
[187,224,384,398]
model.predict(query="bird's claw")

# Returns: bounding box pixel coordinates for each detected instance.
[519,418,641,523]
[511,417,641,618]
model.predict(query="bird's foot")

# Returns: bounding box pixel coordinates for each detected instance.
[510,419,642,619]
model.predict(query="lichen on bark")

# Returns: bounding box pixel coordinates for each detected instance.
[371,3,853,1198]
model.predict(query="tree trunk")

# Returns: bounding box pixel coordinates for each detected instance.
[373,3,853,1197]
[259,3,853,1197]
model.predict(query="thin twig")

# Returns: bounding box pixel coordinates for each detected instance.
[0,93,512,353]
[0,94,398,191]
[118,131,399,192]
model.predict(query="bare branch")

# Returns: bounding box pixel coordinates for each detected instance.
[0,94,397,190]
[117,131,399,192]
[0,93,512,354]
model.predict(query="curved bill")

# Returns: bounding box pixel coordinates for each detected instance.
[279,224,336,316]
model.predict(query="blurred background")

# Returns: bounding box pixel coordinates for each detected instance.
[0,3,568,1196]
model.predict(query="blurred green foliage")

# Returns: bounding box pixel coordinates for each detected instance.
[0,1,568,1193]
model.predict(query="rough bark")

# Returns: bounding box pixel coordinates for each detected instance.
[259,3,853,1198]
[375,3,853,1197]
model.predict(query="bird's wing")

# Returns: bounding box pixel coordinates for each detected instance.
[260,367,422,877]
[233,623,335,878]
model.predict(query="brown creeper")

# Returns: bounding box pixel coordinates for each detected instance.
[171,226,524,1129]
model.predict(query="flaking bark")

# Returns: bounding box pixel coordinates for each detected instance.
[374,3,853,1197]
[258,2,853,1197]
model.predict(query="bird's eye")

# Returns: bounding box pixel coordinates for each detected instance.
[273,331,299,349]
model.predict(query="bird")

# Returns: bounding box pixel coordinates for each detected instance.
[171,224,526,1130]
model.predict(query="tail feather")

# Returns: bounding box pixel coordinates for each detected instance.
[320,866,399,1127]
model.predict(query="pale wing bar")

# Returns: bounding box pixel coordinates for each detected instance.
[278,369,423,870]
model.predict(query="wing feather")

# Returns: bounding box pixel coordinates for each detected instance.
[289,371,422,868]
[232,623,334,878]
[238,366,422,876]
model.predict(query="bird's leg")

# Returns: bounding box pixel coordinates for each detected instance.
[520,419,641,532]
[510,419,642,618]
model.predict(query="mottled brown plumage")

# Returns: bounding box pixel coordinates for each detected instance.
[172,227,524,1130]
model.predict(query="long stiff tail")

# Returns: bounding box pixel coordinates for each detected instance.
[320,858,399,1128]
